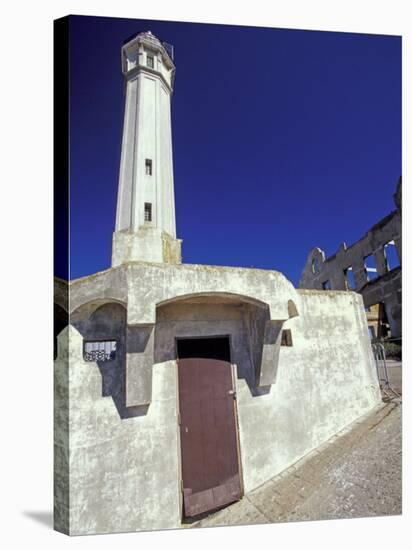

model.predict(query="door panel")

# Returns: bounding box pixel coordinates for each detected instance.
[178,358,242,517]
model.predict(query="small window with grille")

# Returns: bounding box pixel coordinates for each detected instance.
[281,329,293,347]
[84,340,117,362]
[144,202,152,222]
[147,54,154,68]
[145,159,152,175]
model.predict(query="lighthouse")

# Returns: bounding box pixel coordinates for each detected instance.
[112,31,182,266]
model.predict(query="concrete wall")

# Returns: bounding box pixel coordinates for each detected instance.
[156,292,380,494]
[237,290,381,492]
[112,227,182,267]
[54,323,181,536]
[68,262,299,325]
[55,271,381,535]
[68,263,300,406]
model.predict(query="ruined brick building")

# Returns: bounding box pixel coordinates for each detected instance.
[299,178,402,341]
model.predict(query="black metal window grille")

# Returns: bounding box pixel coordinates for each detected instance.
[144,202,152,222]
[84,340,117,362]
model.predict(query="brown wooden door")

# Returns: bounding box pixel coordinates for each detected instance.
[178,358,242,518]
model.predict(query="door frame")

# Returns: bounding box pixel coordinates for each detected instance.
[175,334,233,361]
[175,335,244,520]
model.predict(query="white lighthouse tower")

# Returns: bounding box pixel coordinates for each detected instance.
[112,31,182,266]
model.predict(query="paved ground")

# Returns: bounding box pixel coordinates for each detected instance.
[192,365,402,528]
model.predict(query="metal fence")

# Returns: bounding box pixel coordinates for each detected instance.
[371,342,401,401]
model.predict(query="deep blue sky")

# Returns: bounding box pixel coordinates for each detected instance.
[68,15,401,286]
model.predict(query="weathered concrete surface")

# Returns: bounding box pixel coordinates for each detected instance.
[68,262,299,322]
[299,178,402,337]
[54,328,70,535]
[67,262,302,401]
[54,325,181,535]
[234,289,381,493]
[112,228,182,267]
[192,401,401,528]
[55,268,382,534]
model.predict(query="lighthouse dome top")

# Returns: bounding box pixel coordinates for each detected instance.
[123,29,161,45]
[122,30,175,74]
[128,30,162,48]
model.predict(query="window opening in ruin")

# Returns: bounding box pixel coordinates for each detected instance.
[364,254,379,281]
[146,54,154,68]
[384,241,400,271]
[144,202,152,222]
[311,258,320,274]
[377,302,390,339]
[368,326,376,340]
[322,280,331,290]
[281,329,293,347]
[145,159,152,175]
[84,340,117,362]
[344,266,356,290]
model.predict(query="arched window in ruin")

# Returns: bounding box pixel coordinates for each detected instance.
[312,257,320,274]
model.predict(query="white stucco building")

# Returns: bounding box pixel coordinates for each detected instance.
[54,30,382,535]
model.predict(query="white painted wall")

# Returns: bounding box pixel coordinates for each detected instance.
[236,290,381,492]
[113,33,178,265]
[55,276,381,535]
[154,292,381,495]
[54,326,181,535]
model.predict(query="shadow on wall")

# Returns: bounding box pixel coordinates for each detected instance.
[69,301,149,419]
[54,303,68,360]
[243,304,273,397]
[154,299,279,397]
[56,296,300,414]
